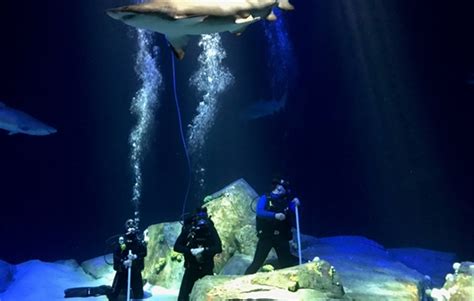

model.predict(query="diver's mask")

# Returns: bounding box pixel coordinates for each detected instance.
[124,212,140,235]
[271,178,291,198]
[191,210,211,234]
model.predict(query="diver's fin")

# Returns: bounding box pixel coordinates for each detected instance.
[64,285,112,298]
[167,35,189,60]
[278,0,295,11]
[235,14,261,25]
[266,10,277,21]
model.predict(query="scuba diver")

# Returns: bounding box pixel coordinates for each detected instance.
[174,206,222,301]
[64,214,148,300]
[244,178,300,274]
[107,216,148,301]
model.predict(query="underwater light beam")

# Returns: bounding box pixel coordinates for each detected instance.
[129,29,163,213]
[188,34,234,188]
[242,9,296,121]
[262,9,296,101]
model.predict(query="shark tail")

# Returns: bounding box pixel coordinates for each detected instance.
[167,35,190,60]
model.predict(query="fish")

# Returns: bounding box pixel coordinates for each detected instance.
[241,92,287,120]
[0,102,57,136]
[107,0,294,59]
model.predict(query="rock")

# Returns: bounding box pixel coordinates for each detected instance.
[80,254,114,279]
[388,248,457,287]
[0,259,110,301]
[427,261,474,301]
[456,261,474,275]
[139,179,458,301]
[190,260,348,301]
[0,260,15,293]
[143,179,260,287]
[201,178,259,268]
[301,236,425,300]
[142,221,184,289]
[219,253,253,275]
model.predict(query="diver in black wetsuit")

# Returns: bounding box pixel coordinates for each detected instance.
[107,218,147,301]
[174,207,222,301]
[244,178,300,274]
[64,216,148,300]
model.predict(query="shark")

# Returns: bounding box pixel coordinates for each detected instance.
[241,92,287,120]
[107,0,294,59]
[0,102,57,136]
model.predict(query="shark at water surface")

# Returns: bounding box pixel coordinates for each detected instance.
[107,0,294,59]
[0,102,57,136]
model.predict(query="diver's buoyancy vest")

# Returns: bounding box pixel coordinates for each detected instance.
[182,222,217,270]
[113,238,147,272]
[256,194,292,239]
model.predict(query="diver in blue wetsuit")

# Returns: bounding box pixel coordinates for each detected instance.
[245,178,300,274]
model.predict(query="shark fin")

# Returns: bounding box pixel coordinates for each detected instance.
[266,10,277,21]
[167,35,189,60]
[235,15,261,25]
[231,27,247,36]
[278,0,295,11]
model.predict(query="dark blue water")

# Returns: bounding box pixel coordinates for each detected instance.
[0,0,472,264]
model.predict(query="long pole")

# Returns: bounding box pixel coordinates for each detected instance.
[127,250,132,301]
[295,205,302,265]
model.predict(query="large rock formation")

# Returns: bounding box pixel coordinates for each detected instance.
[137,178,462,299]
[143,221,184,289]
[190,259,349,301]
[0,260,15,293]
[143,178,260,288]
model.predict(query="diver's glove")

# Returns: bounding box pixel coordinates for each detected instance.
[123,251,137,268]
[275,213,286,221]
[123,259,132,268]
[191,247,204,256]
[292,197,301,207]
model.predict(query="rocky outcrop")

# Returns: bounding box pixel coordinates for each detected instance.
[427,261,474,301]
[135,179,464,300]
[80,254,114,279]
[190,259,349,301]
[201,178,259,270]
[142,221,184,289]
[300,236,426,301]
[143,178,260,288]
[0,260,15,293]
[388,248,457,287]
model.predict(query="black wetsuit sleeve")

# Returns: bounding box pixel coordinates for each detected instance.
[174,227,192,255]
[204,225,222,256]
[113,245,123,271]
[137,241,147,259]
